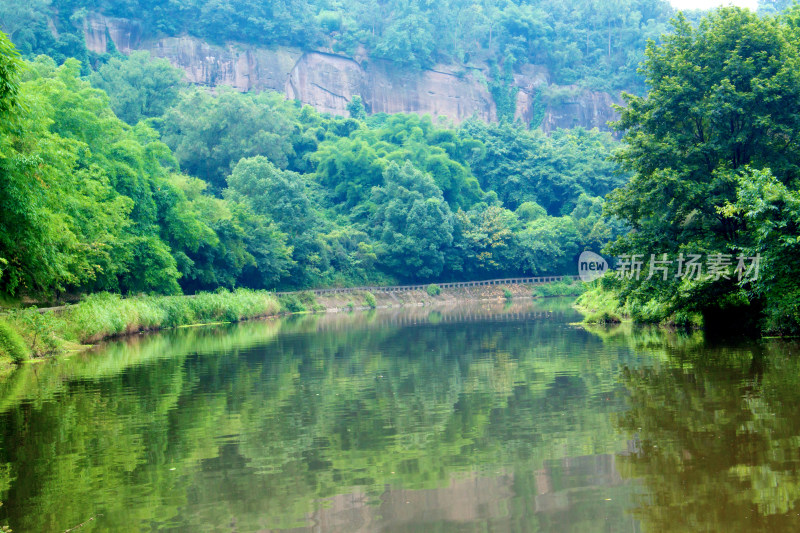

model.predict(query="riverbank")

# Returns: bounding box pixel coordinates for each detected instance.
[575,285,704,329]
[0,279,586,373]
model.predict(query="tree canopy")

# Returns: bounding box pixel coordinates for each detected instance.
[603,7,800,333]
[0,33,625,298]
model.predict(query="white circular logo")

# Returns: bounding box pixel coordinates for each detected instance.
[578,251,608,282]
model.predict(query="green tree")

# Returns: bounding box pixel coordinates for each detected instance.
[346,95,367,119]
[461,120,624,214]
[722,168,800,333]
[369,162,455,279]
[0,30,22,122]
[0,52,137,296]
[89,51,186,125]
[158,87,297,191]
[604,8,800,328]
[454,205,519,276]
[227,156,323,286]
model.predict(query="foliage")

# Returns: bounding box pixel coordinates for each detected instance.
[158,88,298,191]
[368,163,455,280]
[0,31,23,124]
[426,284,441,296]
[532,279,586,298]
[363,291,377,308]
[1,0,675,93]
[603,8,800,333]
[583,310,622,324]
[277,291,317,313]
[0,36,626,301]
[460,120,627,214]
[723,168,800,334]
[89,51,186,125]
[346,95,367,119]
[0,319,29,363]
[8,309,62,357]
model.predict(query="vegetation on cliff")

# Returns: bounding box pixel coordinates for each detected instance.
[1,0,678,92]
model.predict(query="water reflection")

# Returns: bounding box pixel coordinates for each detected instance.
[599,324,800,532]
[0,301,797,531]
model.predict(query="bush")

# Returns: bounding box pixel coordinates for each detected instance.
[670,310,703,330]
[364,292,377,308]
[10,309,62,356]
[279,294,306,313]
[532,279,587,298]
[426,284,441,297]
[503,288,513,300]
[575,285,621,314]
[584,311,622,324]
[297,291,318,310]
[0,319,30,363]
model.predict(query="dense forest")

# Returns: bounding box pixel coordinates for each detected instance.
[3,1,800,335]
[0,30,624,299]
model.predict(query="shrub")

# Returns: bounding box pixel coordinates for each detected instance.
[670,310,703,330]
[584,311,622,324]
[0,319,30,363]
[426,284,441,297]
[347,301,355,311]
[503,288,513,300]
[279,294,306,313]
[532,279,587,298]
[296,291,318,310]
[10,309,62,356]
[364,292,377,308]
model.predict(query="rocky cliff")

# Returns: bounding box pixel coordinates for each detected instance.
[84,14,620,131]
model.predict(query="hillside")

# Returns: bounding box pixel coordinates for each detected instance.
[2,0,677,130]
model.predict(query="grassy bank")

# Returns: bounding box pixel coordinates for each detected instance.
[531,279,586,298]
[575,284,703,329]
[0,289,282,368]
[0,279,588,371]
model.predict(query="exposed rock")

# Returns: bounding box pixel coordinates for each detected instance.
[540,87,620,132]
[286,52,365,115]
[287,53,497,122]
[84,13,142,55]
[83,14,619,131]
[149,37,301,93]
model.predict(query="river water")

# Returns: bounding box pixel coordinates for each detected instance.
[0,298,799,532]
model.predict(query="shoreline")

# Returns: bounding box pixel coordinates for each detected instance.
[0,280,586,373]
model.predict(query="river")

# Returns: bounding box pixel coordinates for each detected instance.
[0,298,798,532]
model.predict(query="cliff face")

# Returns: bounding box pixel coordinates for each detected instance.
[84,14,619,131]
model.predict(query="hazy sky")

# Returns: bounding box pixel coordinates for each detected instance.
[669,0,759,9]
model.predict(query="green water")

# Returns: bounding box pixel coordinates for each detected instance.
[0,299,799,532]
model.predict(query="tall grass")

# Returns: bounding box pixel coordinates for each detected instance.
[62,289,281,343]
[532,279,587,298]
[2,289,282,363]
[574,285,623,317]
